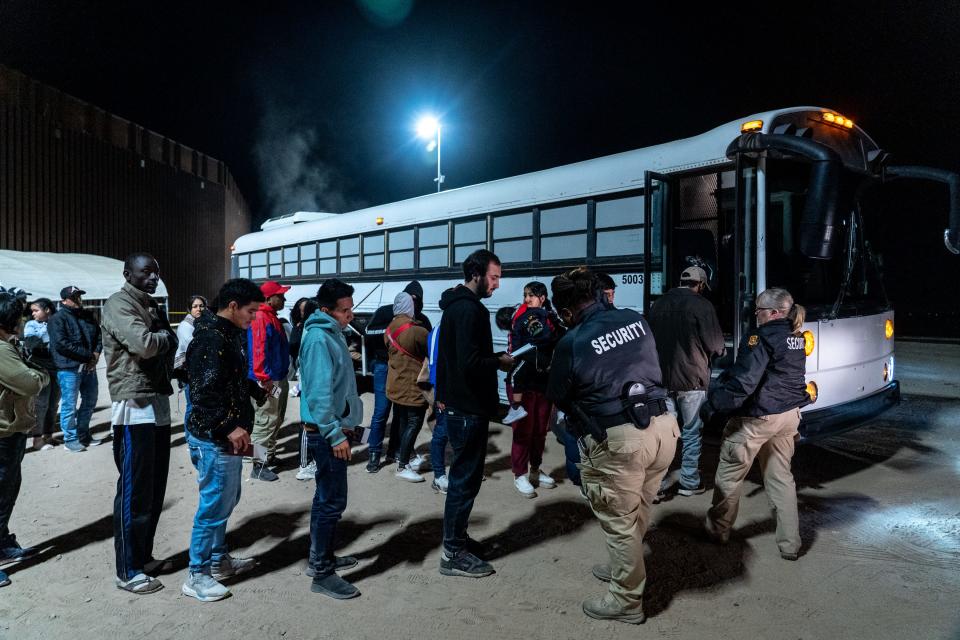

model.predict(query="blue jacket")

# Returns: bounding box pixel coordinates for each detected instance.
[427,326,440,387]
[247,303,290,382]
[299,310,363,446]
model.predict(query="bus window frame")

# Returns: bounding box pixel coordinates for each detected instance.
[538,200,590,263]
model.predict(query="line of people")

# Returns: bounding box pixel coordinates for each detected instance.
[0,248,811,625]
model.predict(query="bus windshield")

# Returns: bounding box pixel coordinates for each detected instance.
[764,158,889,319]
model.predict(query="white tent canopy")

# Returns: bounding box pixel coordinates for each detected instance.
[0,250,168,302]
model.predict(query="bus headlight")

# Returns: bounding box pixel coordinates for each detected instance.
[802,330,815,356]
[885,319,894,340]
[806,381,818,403]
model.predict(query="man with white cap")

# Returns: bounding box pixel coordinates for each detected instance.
[647,266,724,497]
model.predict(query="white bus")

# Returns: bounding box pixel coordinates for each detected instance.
[232,106,959,439]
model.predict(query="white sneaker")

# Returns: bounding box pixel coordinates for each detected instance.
[409,453,427,472]
[296,461,317,481]
[533,471,556,489]
[182,572,230,602]
[514,475,536,498]
[395,465,425,483]
[502,405,528,425]
[432,475,449,494]
[211,554,256,580]
[289,384,301,397]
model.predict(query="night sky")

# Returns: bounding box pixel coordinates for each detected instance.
[1,0,958,332]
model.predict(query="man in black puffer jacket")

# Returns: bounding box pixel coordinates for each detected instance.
[47,286,102,452]
[181,279,267,602]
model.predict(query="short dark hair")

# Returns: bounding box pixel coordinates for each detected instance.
[213,278,264,311]
[30,298,56,316]
[595,272,616,291]
[0,293,24,332]
[290,297,319,326]
[316,279,355,310]
[462,249,501,282]
[495,306,516,331]
[123,252,156,271]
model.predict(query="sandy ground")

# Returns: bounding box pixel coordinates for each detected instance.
[1,342,959,640]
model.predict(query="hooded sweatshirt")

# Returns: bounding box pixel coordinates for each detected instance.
[436,285,499,417]
[299,310,363,446]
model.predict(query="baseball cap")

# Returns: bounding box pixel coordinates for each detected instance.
[60,285,86,300]
[260,281,291,298]
[680,266,711,290]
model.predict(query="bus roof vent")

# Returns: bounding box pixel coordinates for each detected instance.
[260,211,339,230]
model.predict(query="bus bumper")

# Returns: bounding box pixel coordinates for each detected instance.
[799,380,901,441]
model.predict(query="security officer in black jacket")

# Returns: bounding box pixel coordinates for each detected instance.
[701,287,810,561]
[546,267,678,625]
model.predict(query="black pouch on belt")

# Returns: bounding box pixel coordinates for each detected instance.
[622,382,652,430]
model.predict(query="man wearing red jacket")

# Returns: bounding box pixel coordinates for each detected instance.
[247,281,291,481]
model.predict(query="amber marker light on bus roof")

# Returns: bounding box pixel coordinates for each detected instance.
[376,217,384,225]
[803,330,815,356]
[741,120,763,133]
[806,381,819,403]
[885,318,894,340]
[823,112,836,123]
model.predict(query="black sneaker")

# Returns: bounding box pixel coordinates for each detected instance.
[365,453,381,474]
[311,573,360,599]
[306,556,359,577]
[251,462,279,482]
[439,551,494,578]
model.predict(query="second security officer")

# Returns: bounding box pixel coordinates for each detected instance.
[547,267,678,625]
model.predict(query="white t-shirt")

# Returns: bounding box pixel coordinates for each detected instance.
[111,396,172,426]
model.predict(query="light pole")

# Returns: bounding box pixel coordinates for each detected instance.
[416,115,444,192]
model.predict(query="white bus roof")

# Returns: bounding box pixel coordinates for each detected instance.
[234,106,846,253]
[0,250,168,301]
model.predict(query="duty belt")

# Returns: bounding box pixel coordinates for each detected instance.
[592,397,669,429]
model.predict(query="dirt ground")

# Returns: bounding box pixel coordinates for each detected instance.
[1,342,958,640]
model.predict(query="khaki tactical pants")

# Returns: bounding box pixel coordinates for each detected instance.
[251,380,289,457]
[579,414,679,610]
[707,408,802,555]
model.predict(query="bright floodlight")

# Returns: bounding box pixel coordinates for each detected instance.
[416,115,439,139]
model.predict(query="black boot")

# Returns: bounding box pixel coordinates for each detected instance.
[365,452,381,473]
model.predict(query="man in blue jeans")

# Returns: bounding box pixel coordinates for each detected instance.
[435,250,513,578]
[363,281,431,473]
[300,279,364,599]
[181,279,265,602]
[47,286,102,453]
[647,266,725,497]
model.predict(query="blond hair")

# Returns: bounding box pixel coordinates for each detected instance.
[758,287,806,332]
